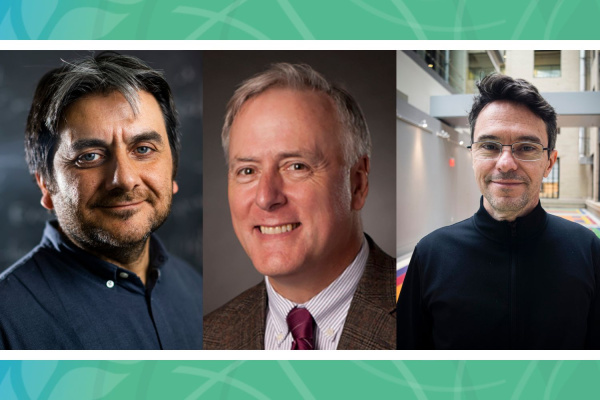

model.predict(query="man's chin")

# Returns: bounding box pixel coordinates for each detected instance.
[486,194,529,213]
[251,255,300,278]
[67,218,154,248]
[87,229,149,248]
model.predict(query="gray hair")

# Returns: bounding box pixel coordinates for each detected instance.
[25,51,180,187]
[221,63,371,166]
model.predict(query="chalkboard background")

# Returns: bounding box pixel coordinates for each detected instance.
[0,51,202,275]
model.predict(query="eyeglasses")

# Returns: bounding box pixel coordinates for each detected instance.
[468,141,549,161]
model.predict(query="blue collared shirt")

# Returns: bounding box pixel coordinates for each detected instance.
[0,221,202,349]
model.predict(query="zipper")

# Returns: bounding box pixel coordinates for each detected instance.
[509,221,518,349]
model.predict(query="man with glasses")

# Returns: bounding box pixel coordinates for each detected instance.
[397,74,600,349]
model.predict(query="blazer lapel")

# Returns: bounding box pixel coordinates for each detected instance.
[337,235,396,350]
[236,282,267,350]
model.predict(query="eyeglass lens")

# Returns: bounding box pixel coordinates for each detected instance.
[471,141,544,161]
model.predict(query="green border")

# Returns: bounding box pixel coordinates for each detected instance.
[2,1,599,399]
[2,0,600,40]
[2,360,600,399]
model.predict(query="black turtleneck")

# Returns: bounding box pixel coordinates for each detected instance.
[398,197,600,349]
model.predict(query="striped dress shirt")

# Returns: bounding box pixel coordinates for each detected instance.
[264,237,368,350]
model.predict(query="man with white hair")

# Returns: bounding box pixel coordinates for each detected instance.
[204,63,396,350]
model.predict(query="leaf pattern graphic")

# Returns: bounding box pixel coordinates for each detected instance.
[47,367,127,400]
[21,0,58,39]
[0,11,18,39]
[23,361,58,400]
[48,8,127,39]
[0,370,19,400]
[0,0,598,39]
[106,0,143,4]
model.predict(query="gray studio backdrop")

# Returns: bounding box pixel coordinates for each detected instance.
[0,50,202,275]
[203,50,396,314]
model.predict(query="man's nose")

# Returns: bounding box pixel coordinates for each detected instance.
[106,152,139,192]
[255,169,286,211]
[496,146,518,172]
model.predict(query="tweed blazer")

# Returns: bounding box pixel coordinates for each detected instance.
[203,235,396,350]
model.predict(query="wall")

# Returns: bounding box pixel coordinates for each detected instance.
[396,51,453,114]
[396,97,480,257]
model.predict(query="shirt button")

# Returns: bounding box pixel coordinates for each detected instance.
[325,328,334,337]
[119,272,129,279]
[276,333,283,341]
[106,280,114,288]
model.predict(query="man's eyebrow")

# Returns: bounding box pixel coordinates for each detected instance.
[130,131,164,144]
[280,151,324,163]
[69,131,164,152]
[475,134,543,144]
[280,152,308,159]
[69,138,108,152]
[231,151,323,165]
[515,135,543,144]
[231,157,257,164]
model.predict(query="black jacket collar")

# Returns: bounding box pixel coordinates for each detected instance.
[472,196,548,243]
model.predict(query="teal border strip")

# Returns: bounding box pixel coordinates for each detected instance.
[2,1,599,399]
[1,360,599,399]
[1,0,600,40]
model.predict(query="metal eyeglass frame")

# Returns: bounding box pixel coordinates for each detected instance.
[467,141,550,161]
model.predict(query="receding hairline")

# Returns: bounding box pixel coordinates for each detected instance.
[228,86,348,158]
[221,62,372,168]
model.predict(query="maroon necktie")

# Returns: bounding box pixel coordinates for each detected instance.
[286,307,315,350]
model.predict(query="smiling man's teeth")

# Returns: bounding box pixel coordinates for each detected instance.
[259,223,299,235]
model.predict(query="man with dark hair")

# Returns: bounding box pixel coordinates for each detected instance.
[203,63,396,350]
[397,74,600,349]
[0,52,202,349]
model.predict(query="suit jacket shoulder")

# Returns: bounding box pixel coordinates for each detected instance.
[203,281,267,350]
[203,235,396,350]
[337,235,397,349]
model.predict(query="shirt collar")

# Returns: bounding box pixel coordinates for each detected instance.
[40,220,168,283]
[473,196,548,243]
[265,236,369,346]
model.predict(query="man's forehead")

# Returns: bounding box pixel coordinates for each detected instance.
[229,87,342,154]
[474,100,547,141]
[64,90,135,119]
[235,87,337,122]
[59,91,166,142]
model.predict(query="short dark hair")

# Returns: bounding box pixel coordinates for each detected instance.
[25,52,180,187]
[469,74,557,153]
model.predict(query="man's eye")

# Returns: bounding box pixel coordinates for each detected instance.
[239,167,255,175]
[289,163,307,171]
[519,145,537,152]
[136,146,152,154]
[481,143,500,151]
[78,153,100,162]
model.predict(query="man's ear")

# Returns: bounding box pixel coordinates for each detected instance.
[544,149,558,178]
[173,180,179,194]
[350,156,369,211]
[35,173,54,211]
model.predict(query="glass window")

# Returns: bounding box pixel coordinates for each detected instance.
[534,50,561,78]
